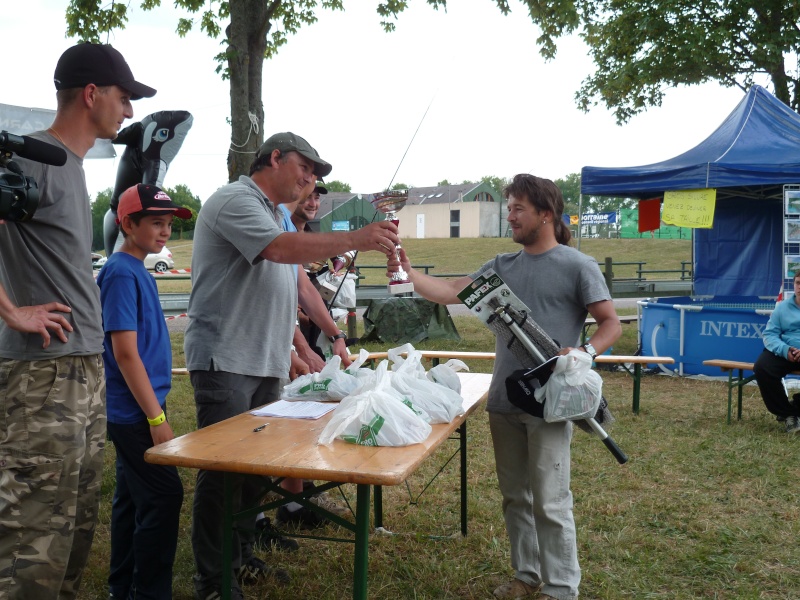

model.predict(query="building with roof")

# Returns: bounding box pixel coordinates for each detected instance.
[310,182,506,238]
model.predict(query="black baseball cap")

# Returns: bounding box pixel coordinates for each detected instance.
[256,132,332,177]
[117,184,192,223]
[313,184,328,195]
[54,42,157,100]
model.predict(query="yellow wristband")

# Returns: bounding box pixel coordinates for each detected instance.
[147,411,166,426]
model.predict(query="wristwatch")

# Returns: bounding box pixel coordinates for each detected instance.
[581,342,597,359]
[329,331,347,343]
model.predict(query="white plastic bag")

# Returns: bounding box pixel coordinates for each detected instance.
[318,362,432,446]
[387,343,427,379]
[281,356,360,401]
[344,349,378,382]
[426,359,470,393]
[534,350,603,423]
[392,372,464,424]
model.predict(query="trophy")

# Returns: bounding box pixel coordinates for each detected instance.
[370,189,414,295]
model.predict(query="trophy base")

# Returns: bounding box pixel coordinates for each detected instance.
[388,281,414,295]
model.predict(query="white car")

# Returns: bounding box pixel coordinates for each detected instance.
[145,247,174,273]
[93,247,174,273]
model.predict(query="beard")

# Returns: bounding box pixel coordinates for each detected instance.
[511,221,543,246]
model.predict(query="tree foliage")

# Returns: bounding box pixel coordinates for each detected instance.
[480,175,508,199]
[64,0,514,183]
[525,1,800,122]
[91,188,112,252]
[322,180,351,193]
[164,183,202,238]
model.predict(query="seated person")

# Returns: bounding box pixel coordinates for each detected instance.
[754,270,800,433]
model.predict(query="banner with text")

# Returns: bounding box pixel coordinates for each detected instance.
[662,189,716,229]
[580,212,617,225]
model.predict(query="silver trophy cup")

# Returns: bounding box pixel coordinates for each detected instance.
[370,190,414,295]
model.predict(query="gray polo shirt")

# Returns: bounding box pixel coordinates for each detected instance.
[184,176,296,378]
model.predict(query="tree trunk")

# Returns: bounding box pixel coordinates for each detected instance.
[226,0,275,182]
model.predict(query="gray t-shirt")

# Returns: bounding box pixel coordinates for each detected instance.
[0,131,103,359]
[470,244,611,413]
[184,176,297,378]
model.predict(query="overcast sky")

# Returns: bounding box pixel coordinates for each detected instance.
[3,0,756,203]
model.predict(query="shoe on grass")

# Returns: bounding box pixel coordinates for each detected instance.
[253,517,299,552]
[785,415,800,434]
[236,555,290,586]
[275,503,328,529]
[310,491,351,518]
[492,578,541,599]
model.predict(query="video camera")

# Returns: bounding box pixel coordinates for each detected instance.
[0,130,68,222]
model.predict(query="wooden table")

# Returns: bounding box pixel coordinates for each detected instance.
[145,371,492,600]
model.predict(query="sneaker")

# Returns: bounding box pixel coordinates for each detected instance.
[786,415,800,434]
[236,555,290,586]
[275,504,328,530]
[253,517,299,552]
[492,578,541,599]
[193,585,243,600]
[310,491,351,519]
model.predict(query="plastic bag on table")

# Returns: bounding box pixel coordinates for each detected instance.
[387,343,427,379]
[281,356,360,401]
[318,361,432,446]
[391,370,464,424]
[426,359,470,393]
[344,348,379,384]
[534,350,602,423]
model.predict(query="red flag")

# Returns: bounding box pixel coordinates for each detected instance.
[638,198,661,233]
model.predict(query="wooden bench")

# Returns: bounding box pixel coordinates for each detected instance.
[175,351,674,415]
[594,355,674,414]
[700,359,793,424]
[582,314,638,343]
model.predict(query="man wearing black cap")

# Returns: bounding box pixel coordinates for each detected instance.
[0,42,155,599]
[185,131,398,600]
[291,182,327,232]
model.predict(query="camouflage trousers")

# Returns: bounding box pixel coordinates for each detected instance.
[0,355,106,600]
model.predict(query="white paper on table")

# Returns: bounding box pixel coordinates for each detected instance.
[251,400,337,420]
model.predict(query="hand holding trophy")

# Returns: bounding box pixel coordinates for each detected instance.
[370,189,414,295]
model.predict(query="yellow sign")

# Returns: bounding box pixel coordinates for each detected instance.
[662,189,716,228]
[570,215,579,225]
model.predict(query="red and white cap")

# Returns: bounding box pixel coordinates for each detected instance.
[117,184,192,223]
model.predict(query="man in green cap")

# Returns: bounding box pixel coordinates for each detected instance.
[185,132,398,600]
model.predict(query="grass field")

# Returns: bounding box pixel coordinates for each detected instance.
[158,237,691,292]
[75,237,800,599]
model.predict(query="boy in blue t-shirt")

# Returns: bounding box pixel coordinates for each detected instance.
[97,184,191,599]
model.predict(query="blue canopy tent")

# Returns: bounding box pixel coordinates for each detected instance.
[581,85,800,297]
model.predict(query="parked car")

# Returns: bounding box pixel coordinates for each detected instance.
[144,247,174,273]
[93,248,174,273]
[91,252,104,268]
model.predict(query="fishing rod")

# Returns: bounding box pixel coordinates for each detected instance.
[325,94,437,312]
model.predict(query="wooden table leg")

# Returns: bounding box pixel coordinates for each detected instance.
[353,484,371,600]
